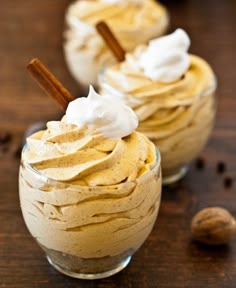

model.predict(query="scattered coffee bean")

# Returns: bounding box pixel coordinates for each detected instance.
[0,132,12,145]
[195,157,205,170]
[216,161,226,174]
[224,177,233,189]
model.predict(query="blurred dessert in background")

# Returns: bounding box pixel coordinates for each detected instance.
[63,0,169,91]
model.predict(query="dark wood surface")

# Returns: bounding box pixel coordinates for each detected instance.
[0,0,236,287]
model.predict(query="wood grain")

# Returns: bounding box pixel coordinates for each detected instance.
[0,0,236,287]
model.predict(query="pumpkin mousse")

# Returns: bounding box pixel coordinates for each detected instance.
[19,86,161,277]
[64,0,169,88]
[100,29,217,183]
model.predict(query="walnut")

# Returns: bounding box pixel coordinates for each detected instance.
[191,207,236,245]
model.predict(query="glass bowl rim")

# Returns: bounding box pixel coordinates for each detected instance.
[98,59,218,101]
[21,143,161,188]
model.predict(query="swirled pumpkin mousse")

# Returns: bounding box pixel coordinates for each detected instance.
[64,0,169,88]
[100,29,217,183]
[19,86,162,277]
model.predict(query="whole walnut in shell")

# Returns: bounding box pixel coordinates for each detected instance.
[191,207,236,245]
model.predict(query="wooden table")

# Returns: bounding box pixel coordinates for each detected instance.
[0,0,235,287]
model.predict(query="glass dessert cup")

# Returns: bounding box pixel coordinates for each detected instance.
[99,76,217,185]
[19,146,161,279]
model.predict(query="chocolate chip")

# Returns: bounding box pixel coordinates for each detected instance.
[195,157,205,170]
[224,177,233,189]
[216,161,226,174]
[0,132,12,145]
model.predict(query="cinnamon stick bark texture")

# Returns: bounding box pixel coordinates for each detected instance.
[27,58,74,111]
[96,21,126,62]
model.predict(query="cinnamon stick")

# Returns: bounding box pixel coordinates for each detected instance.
[96,21,126,62]
[27,58,74,111]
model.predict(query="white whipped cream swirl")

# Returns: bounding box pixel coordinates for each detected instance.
[138,29,191,83]
[66,86,138,139]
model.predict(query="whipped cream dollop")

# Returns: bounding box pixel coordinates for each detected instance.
[66,86,138,139]
[138,29,191,83]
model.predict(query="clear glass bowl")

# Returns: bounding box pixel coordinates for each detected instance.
[99,74,217,185]
[19,147,162,279]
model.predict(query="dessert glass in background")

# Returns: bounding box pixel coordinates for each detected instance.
[99,29,217,184]
[63,0,169,91]
[19,86,162,279]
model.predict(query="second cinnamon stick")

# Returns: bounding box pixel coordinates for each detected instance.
[96,21,126,62]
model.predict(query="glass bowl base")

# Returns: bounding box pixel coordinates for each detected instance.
[162,165,188,185]
[46,255,132,280]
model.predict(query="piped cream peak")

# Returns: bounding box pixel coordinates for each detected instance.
[138,29,191,83]
[66,85,138,139]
